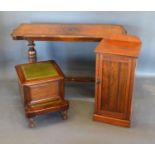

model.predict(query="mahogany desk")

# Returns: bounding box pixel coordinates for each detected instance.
[11,24,127,82]
[11,24,141,127]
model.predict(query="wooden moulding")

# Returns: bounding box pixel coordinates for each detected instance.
[93,114,130,128]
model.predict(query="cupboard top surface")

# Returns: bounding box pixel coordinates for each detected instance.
[95,35,141,57]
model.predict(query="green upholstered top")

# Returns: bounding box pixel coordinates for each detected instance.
[22,62,58,80]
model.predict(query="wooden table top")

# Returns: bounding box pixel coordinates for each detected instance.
[11,23,127,42]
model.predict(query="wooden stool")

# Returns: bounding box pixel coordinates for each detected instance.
[15,60,69,128]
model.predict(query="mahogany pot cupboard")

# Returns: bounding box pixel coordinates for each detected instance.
[11,24,141,127]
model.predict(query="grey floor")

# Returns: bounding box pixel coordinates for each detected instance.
[0,77,155,143]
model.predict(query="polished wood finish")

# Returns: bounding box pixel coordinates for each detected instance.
[27,40,37,63]
[11,23,127,41]
[11,23,127,83]
[15,60,69,127]
[93,35,141,127]
[12,23,142,127]
[95,35,141,57]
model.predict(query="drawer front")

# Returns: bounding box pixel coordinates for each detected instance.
[24,81,62,104]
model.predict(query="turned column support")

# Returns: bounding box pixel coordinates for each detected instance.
[27,40,37,63]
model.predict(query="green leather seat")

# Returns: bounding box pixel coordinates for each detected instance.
[21,61,58,80]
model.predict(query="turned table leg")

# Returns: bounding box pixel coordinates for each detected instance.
[27,40,37,63]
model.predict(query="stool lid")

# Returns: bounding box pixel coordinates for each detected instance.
[15,60,64,84]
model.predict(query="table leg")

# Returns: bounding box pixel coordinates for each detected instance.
[27,40,37,63]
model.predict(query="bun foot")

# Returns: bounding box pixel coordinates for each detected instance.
[28,118,35,128]
[61,110,68,120]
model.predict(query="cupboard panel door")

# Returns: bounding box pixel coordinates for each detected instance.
[97,54,136,120]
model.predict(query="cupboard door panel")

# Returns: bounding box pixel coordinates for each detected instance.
[98,55,134,120]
